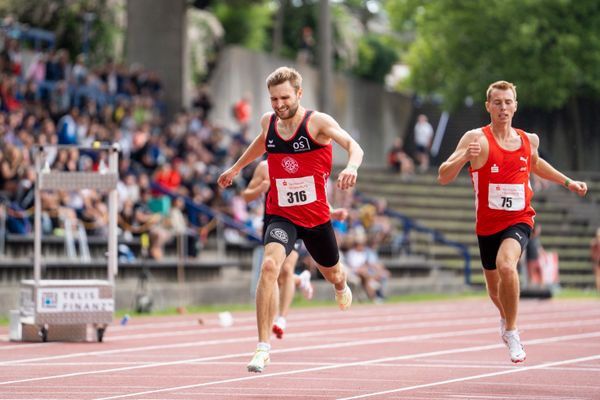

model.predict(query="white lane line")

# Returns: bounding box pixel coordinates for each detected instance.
[1,325,599,391]
[0,306,491,351]
[0,304,600,366]
[2,303,598,351]
[87,332,600,400]
[336,353,600,400]
[0,301,473,344]
[1,312,599,366]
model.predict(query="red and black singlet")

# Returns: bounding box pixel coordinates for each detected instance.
[265,110,332,228]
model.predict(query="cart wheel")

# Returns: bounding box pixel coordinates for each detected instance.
[39,326,48,342]
[97,327,106,342]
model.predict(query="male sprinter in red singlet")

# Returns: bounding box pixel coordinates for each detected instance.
[218,66,363,373]
[242,159,348,341]
[438,80,587,363]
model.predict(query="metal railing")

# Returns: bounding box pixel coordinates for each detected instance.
[150,183,262,245]
[356,192,472,285]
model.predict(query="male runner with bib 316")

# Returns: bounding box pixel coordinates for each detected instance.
[438,80,587,363]
[218,66,363,373]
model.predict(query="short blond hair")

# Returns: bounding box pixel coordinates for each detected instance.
[266,66,302,92]
[486,80,517,101]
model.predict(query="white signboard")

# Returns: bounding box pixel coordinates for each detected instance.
[37,288,114,313]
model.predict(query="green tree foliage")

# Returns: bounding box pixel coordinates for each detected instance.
[1,0,121,64]
[212,0,273,51]
[353,33,398,84]
[275,0,319,60]
[387,0,600,111]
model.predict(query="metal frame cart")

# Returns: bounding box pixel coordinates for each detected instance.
[14,144,119,342]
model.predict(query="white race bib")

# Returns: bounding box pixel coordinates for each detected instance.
[488,183,525,211]
[276,176,317,207]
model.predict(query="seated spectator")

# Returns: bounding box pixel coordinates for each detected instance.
[345,233,387,303]
[118,197,171,260]
[387,137,414,180]
[233,92,251,130]
[57,107,79,145]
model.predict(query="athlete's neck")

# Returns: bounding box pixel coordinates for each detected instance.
[280,107,306,128]
[490,122,513,140]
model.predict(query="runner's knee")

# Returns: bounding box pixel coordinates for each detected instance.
[261,256,281,280]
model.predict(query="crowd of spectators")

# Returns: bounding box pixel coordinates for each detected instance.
[0,19,399,300]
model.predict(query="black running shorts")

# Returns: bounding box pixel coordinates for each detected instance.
[477,223,532,270]
[263,214,340,267]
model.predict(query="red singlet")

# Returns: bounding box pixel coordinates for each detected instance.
[265,111,332,228]
[469,125,536,235]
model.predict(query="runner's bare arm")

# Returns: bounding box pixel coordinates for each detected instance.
[218,113,270,188]
[528,133,587,197]
[241,161,270,203]
[312,112,363,190]
[438,130,482,185]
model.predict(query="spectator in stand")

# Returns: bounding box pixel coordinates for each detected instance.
[71,54,88,85]
[25,51,47,83]
[388,137,415,180]
[0,75,21,112]
[297,26,315,64]
[591,227,600,292]
[154,160,182,193]
[345,233,385,303]
[57,107,79,145]
[49,80,71,116]
[233,92,252,130]
[0,143,23,193]
[413,114,434,173]
[193,84,213,122]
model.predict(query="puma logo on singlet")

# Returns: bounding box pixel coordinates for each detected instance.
[520,156,528,163]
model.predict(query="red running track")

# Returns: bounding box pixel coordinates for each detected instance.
[1,298,599,399]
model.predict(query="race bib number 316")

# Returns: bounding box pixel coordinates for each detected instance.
[488,183,525,211]
[276,176,317,207]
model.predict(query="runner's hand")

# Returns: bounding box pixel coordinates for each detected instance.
[337,167,357,190]
[567,180,587,197]
[217,167,238,188]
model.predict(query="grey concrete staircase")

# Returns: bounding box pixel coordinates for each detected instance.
[356,167,600,288]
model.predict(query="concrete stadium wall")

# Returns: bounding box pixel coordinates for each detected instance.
[207,46,413,168]
[127,0,188,118]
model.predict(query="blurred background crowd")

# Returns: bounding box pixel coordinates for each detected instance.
[0,15,396,301]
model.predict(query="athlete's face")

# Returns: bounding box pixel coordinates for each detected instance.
[269,81,302,120]
[485,88,517,124]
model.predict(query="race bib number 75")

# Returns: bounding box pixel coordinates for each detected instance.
[488,183,525,211]
[276,176,317,207]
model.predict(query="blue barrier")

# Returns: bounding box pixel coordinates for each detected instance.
[150,182,262,243]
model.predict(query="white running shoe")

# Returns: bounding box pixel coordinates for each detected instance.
[502,329,526,363]
[335,285,352,311]
[247,349,270,373]
[299,270,314,300]
[500,318,507,344]
[272,316,286,339]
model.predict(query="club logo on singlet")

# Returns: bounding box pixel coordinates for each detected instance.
[292,136,311,152]
[281,156,299,174]
[269,228,289,244]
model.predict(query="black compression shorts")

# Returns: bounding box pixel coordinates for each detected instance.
[263,214,339,267]
[477,223,531,270]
